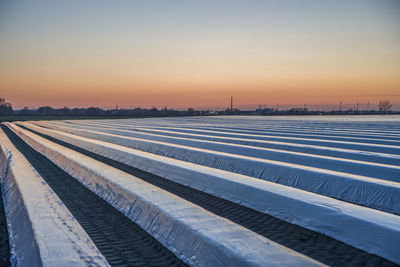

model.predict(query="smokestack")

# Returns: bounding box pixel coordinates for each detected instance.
[230,96,233,111]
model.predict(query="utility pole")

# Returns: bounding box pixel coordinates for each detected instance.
[230,96,233,111]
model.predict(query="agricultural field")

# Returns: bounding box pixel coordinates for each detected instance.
[1,115,399,266]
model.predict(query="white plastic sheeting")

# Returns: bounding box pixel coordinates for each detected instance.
[5,123,324,267]
[12,123,400,264]
[0,128,109,267]
[142,124,400,146]
[62,119,400,155]
[25,122,400,215]
[41,120,400,165]
[128,126,400,154]
[34,121,400,180]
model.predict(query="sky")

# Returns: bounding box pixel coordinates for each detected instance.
[0,0,399,110]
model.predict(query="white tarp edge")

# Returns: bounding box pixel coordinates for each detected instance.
[0,128,109,267]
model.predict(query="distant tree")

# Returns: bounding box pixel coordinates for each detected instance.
[37,106,55,115]
[20,106,32,116]
[0,98,13,116]
[86,107,102,116]
[60,107,71,116]
[149,107,159,115]
[378,100,392,112]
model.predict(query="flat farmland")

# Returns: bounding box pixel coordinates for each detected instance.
[1,115,399,266]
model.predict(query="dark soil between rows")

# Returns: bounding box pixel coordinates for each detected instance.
[0,182,11,267]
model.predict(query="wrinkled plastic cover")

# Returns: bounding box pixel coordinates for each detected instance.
[36,120,400,181]
[31,121,400,214]
[16,122,400,264]
[6,123,324,267]
[53,119,400,164]
[0,128,109,267]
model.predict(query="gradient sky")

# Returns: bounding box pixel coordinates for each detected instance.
[1,0,399,109]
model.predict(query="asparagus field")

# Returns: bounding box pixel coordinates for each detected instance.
[1,115,399,266]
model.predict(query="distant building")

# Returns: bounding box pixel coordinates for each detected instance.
[255,107,274,115]
[288,107,308,114]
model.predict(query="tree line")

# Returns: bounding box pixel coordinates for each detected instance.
[0,98,205,117]
[0,97,396,117]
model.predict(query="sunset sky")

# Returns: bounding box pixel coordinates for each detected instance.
[1,0,399,110]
